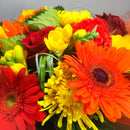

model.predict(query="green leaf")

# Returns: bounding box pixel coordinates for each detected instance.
[54,5,65,11]
[0,59,7,65]
[25,8,60,31]
[0,34,25,53]
[46,56,54,77]
[0,21,2,26]
[71,25,99,44]
[89,118,115,130]
[5,55,15,62]
[40,56,47,92]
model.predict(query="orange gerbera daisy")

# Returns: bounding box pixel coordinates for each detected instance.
[63,40,130,122]
[2,20,29,37]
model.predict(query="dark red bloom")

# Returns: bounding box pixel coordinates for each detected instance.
[72,17,112,47]
[22,26,55,69]
[96,13,128,36]
[0,67,46,130]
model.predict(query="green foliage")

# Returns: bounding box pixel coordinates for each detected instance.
[35,53,61,91]
[71,25,99,44]
[0,21,2,26]
[24,8,60,31]
[0,34,25,53]
[54,5,65,11]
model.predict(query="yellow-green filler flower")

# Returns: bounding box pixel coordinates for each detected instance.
[38,64,104,130]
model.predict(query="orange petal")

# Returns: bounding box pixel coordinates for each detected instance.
[66,79,84,89]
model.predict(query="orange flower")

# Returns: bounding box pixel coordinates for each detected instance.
[63,41,130,122]
[17,7,44,22]
[125,21,130,34]
[2,20,29,37]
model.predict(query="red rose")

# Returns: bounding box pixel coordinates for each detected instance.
[22,26,55,69]
[96,13,128,36]
[72,17,112,47]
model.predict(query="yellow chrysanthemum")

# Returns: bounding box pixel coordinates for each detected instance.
[44,24,72,55]
[111,34,130,49]
[58,10,92,27]
[38,64,104,130]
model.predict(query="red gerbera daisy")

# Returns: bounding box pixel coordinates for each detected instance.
[63,40,130,122]
[0,67,46,130]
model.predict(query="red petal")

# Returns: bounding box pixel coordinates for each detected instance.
[15,68,26,86]
[0,67,15,89]
[24,85,41,97]
[15,115,26,130]
[19,74,39,91]
[22,112,35,126]
[6,121,17,130]
[24,91,43,104]
[32,111,46,122]
[24,103,40,114]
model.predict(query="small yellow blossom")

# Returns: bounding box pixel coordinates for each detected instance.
[44,24,72,55]
[38,64,104,130]
[74,29,87,37]
[11,63,27,75]
[21,10,35,17]
[1,45,27,66]
[59,10,92,27]
[111,34,130,49]
[0,26,8,39]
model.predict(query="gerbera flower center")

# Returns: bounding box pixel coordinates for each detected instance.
[6,96,15,107]
[92,68,108,83]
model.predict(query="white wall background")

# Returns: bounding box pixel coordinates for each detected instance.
[0,0,130,21]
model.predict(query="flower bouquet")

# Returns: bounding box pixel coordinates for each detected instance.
[0,5,130,130]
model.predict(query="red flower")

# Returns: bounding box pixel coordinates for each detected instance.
[22,26,55,69]
[0,67,46,130]
[72,17,112,47]
[96,13,128,36]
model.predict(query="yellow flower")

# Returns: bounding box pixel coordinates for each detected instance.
[44,24,72,55]
[21,10,35,17]
[13,45,27,66]
[1,45,27,67]
[38,64,104,130]
[0,26,8,39]
[59,10,92,27]
[10,63,27,75]
[1,50,13,62]
[111,34,130,49]
[74,29,87,37]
